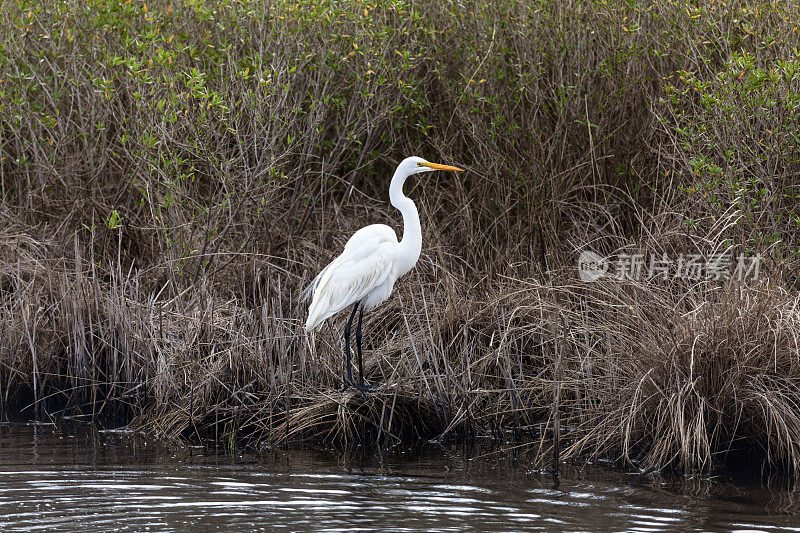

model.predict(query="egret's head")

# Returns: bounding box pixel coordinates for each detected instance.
[400,156,464,176]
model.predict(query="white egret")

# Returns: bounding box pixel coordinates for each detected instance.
[304,156,464,390]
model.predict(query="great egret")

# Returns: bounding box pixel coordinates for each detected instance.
[304,156,464,390]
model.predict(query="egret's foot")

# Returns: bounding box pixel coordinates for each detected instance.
[346,379,378,393]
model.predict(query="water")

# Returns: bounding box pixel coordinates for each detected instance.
[0,422,798,531]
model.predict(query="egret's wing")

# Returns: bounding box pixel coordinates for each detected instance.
[305,242,395,331]
[302,224,396,303]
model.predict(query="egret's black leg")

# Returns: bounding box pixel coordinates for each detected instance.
[343,302,359,390]
[355,305,364,385]
[352,305,377,392]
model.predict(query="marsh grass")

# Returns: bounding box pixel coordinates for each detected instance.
[2,0,800,475]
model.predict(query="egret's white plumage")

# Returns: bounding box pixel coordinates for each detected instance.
[304,156,463,332]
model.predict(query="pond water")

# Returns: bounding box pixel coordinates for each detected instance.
[0,421,798,532]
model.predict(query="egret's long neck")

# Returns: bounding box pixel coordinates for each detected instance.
[389,166,422,274]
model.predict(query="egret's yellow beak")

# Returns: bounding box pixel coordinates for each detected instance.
[418,162,464,172]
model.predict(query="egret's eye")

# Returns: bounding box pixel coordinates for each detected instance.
[417,162,425,167]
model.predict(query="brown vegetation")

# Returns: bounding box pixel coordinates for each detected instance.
[2,0,800,475]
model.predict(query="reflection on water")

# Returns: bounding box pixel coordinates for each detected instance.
[0,422,798,532]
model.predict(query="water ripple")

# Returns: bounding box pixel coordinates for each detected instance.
[0,423,797,532]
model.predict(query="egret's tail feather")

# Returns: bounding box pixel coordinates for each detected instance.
[305,298,329,332]
[302,258,339,303]
[300,281,315,303]
[304,315,321,332]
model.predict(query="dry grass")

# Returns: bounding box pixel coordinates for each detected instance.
[2,0,800,475]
